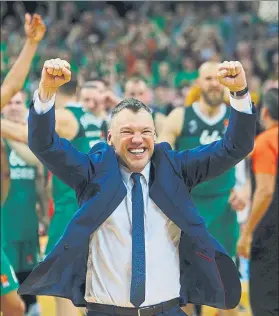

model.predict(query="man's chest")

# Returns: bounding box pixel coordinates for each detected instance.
[99,193,181,245]
[179,104,229,149]
[72,113,106,152]
[8,148,36,181]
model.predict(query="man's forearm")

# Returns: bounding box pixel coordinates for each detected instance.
[244,189,273,236]
[1,119,28,143]
[1,39,39,108]
[7,140,38,166]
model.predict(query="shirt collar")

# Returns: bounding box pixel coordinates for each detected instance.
[119,162,150,187]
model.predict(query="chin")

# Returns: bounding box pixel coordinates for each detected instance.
[208,99,223,107]
[129,161,147,173]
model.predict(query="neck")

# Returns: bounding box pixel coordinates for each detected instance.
[199,97,222,118]
[266,120,278,130]
[87,109,107,119]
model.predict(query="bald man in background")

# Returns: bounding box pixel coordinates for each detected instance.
[159,61,250,316]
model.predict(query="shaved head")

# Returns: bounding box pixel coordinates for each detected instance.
[198,61,220,77]
[197,61,224,107]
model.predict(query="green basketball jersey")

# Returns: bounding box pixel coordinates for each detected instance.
[52,105,107,210]
[175,103,235,196]
[1,141,38,244]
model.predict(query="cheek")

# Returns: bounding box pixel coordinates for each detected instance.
[113,139,127,155]
[146,138,155,151]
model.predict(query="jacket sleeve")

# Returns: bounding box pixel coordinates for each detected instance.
[176,105,257,189]
[28,102,93,190]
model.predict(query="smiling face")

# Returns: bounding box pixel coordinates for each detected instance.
[108,108,156,173]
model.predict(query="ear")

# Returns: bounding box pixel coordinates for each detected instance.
[261,106,268,118]
[107,130,113,145]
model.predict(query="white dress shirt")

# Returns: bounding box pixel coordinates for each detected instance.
[32,90,253,307]
[85,163,182,307]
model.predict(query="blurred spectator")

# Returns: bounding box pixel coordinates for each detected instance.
[153,82,176,115]
[263,52,279,93]
[174,56,198,88]
[152,61,173,86]
[0,1,278,113]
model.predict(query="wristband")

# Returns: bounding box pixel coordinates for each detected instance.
[230,86,249,98]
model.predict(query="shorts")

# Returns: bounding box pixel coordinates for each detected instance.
[192,194,239,257]
[0,249,19,296]
[46,203,77,255]
[3,239,40,273]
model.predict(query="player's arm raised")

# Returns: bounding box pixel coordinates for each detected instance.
[1,14,46,109]
[157,107,184,149]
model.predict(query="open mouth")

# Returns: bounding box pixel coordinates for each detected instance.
[128,148,147,156]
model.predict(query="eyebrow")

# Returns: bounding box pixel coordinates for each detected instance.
[119,126,153,131]
[120,127,132,131]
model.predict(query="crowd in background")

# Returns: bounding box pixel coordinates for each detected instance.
[1,1,278,110]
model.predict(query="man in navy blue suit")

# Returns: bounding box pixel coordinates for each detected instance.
[19,58,256,316]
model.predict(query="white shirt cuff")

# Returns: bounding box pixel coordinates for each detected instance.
[229,93,252,114]
[33,89,56,114]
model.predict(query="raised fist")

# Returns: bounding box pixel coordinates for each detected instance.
[39,58,71,102]
[41,58,71,88]
[217,61,247,93]
[25,13,46,44]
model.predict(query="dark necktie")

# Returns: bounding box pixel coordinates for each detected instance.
[130,173,146,307]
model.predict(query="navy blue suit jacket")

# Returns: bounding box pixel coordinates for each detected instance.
[19,102,256,309]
